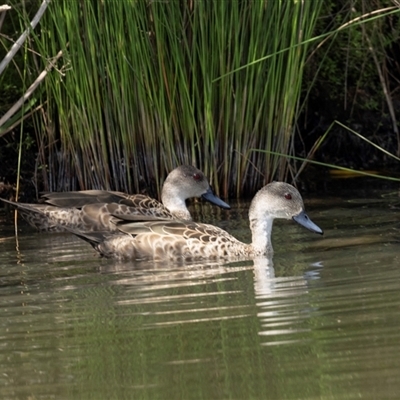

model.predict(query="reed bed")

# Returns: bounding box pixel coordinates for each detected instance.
[4,0,318,198]
[2,2,399,199]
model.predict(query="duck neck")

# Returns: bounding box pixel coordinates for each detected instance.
[162,192,191,220]
[249,216,275,255]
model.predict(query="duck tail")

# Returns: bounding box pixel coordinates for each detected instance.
[0,197,46,214]
[64,227,109,249]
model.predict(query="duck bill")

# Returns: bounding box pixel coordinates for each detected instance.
[293,210,323,235]
[202,188,231,209]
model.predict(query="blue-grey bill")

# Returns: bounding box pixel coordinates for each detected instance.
[202,188,231,210]
[293,210,323,235]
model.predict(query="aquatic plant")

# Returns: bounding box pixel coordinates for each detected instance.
[0,1,322,197]
[1,1,399,199]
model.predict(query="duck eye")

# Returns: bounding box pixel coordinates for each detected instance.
[193,173,203,181]
[284,193,292,200]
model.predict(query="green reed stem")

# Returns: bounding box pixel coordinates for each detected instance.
[1,1,340,197]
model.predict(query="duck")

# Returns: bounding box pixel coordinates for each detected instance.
[0,165,230,232]
[68,181,323,261]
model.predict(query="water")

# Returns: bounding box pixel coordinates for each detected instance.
[1,183,400,399]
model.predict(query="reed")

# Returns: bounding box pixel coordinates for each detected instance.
[5,0,318,198]
[2,1,398,198]
[2,2,399,198]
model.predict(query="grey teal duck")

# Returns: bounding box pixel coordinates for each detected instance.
[68,182,323,261]
[1,165,230,232]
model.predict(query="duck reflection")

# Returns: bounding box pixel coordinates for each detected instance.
[252,256,324,345]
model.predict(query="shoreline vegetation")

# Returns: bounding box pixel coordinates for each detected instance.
[1,1,400,202]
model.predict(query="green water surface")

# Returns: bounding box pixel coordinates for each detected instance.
[1,185,400,399]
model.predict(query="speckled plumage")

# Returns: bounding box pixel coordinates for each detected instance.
[0,165,230,232]
[70,182,323,261]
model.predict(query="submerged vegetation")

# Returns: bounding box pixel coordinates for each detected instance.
[0,1,400,200]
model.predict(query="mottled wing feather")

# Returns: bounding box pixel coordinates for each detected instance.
[117,220,235,241]
[42,191,173,221]
[2,193,176,232]
[96,220,248,260]
[116,221,161,235]
[109,200,174,220]
[119,195,162,209]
